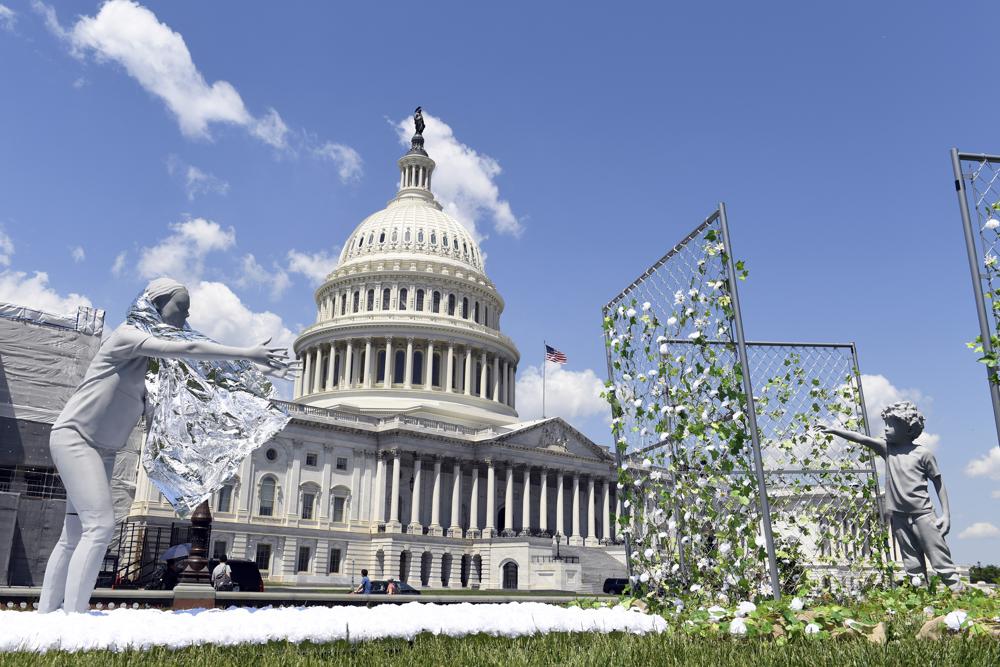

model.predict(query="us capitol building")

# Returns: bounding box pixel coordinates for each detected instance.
[127,114,626,592]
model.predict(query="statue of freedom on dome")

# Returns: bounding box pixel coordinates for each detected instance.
[414,106,425,135]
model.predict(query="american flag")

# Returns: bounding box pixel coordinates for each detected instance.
[545,344,568,364]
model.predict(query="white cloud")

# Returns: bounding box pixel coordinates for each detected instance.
[137,218,236,282]
[286,249,339,285]
[393,111,523,242]
[237,253,290,300]
[965,446,1000,480]
[860,374,940,450]
[111,250,127,277]
[0,229,13,266]
[0,270,91,314]
[314,142,363,184]
[992,489,1000,499]
[71,246,85,263]
[43,0,287,148]
[187,280,295,353]
[0,4,16,31]
[958,522,1000,539]
[167,155,230,200]
[515,361,607,422]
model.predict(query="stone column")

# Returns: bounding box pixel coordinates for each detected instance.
[492,356,500,401]
[325,344,336,391]
[586,476,598,546]
[468,463,480,538]
[408,457,423,534]
[404,337,414,389]
[602,479,611,543]
[383,338,393,389]
[508,365,516,407]
[448,461,462,538]
[570,474,583,546]
[503,464,514,535]
[539,469,548,535]
[373,452,386,525]
[519,466,531,536]
[363,338,373,388]
[313,348,323,393]
[555,471,565,537]
[445,343,455,393]
[463,348,472,396]
[479,351,487,398]
[302,348,313,396]
[484,459,495,537]
[429,457,443,536]
[344,340,354,388]
[501,360,508,405]
[424,341,434,390]
[387,449,402,532]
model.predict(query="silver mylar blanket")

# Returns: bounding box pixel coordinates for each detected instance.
[127,291,290,518]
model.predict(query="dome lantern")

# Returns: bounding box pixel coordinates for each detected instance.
[395,106,436,205]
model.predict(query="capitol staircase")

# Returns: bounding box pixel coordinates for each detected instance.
[558,546,627,594]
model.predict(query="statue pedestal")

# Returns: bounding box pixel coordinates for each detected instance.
[172,583,216,610]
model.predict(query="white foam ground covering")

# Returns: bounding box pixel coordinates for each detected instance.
[0,602,668,652]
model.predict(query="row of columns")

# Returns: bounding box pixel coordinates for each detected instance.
[295,337,516,408]
[373,451,613,546]
[316,285,497,330]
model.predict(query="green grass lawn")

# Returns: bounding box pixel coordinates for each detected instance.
[3,632,998,666]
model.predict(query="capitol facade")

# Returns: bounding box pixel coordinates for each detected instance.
[127,120,626,592]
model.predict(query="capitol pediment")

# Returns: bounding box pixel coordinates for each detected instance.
[496,418,612,462]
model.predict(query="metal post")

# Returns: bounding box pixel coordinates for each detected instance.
[603,307,634,580]
[951,148,1000,447]
[718,202,782,600]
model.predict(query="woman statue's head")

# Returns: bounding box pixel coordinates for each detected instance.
[145,278,190,328]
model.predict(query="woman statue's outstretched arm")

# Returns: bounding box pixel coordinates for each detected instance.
[139,336,290,369]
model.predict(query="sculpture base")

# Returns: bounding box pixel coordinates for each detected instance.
[172,583,216,610]
[428,525,444,537]
[568,536,585,546]
[584,537,599,547]
[385,521,403,534]
[447,527,464,539]
[407,522,424,535]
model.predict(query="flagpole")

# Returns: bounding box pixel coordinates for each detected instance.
[542,340,546,419]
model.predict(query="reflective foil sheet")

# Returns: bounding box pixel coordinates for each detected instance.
[128,291,290,517]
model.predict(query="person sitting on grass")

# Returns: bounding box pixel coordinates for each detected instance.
[821,400,962,590]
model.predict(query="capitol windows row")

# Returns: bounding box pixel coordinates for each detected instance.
[320,287,498,329]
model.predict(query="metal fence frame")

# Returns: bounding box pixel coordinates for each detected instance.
[951,149,1000,447]
[603,203,885,599]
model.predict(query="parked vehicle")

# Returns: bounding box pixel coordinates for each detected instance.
[602,578,628,595]
[208,558,265,592]
[368,580,421,595]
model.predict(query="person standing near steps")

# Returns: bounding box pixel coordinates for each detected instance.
[38,278,295,614]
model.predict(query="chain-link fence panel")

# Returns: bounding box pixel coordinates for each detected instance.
[951,149,1000,446]
[602,205,888,603]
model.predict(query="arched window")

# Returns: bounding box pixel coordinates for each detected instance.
[447,294,456,316]
[462,242,468,256]
[484,305,489,327]
[399,288,408,311]
[330,485,351,523]
[454,238,459,250]
[502,561,518,590]
[462,297,469,319]
[417,230,424,243]
[412,350,423,385]
[416,289,425,311]
[474,361,481,394]
[474,301,480,323]
[433,291,441,313]
[393,350,405,384]
[216,481,234,513]
[404,229,411,243]
[357,235,364,249]
[382,288,391,310]
[391,229,398,243]
[443,233,449,249]
[379,231,386,243]
[366,289,375,311]
[341,293,347,316]
[367,232,374,245]
[352,291,360,313]
[300,483,320,520]
[430,231,437,245]
[258,476,276,517]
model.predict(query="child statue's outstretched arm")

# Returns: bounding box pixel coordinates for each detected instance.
[931,475,951,536]
[819,426,887,457]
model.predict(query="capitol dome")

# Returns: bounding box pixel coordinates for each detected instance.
[291,114,520,426]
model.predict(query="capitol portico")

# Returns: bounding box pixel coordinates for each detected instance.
[127,112,626,591]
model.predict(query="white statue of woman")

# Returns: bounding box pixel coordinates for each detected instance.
[38,278,293,614]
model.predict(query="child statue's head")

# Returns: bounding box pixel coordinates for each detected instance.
[880,400,925,444]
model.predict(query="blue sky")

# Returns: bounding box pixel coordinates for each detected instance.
[2,1,999,563]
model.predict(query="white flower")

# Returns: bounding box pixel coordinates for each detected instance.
[674,290,685,304]
[804,623,820,635]
[735,601,756,617]
[622,372,631,381]
[659,343,669,355]
[732,410,744,421]
[642,457,652,468]
[667,519,677,531]
[642,301,652,311]
[610,338,620,348]
[923,606,934,616]
[639,571,650,583]
[626,307,637,318]
[643,548,655,559]
[986,218,1000,230]
[707,605,727,621]
[728,617,747,636]
[690,583,702,593]
[987,253,998,268]
[688,330,702,340]
[944,610,968,632]
[617,306,625,316]
[633,399,643,408]
[790,597,804,611]
[719,542,731,555]
[667,316,678,326]
[911,575,923,587]
[647,369,657,377]
[616,483,623,490]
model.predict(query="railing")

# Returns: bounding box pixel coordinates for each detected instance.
[297,312,518,351]
[531,556,580,564]
[272,400,497,437]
